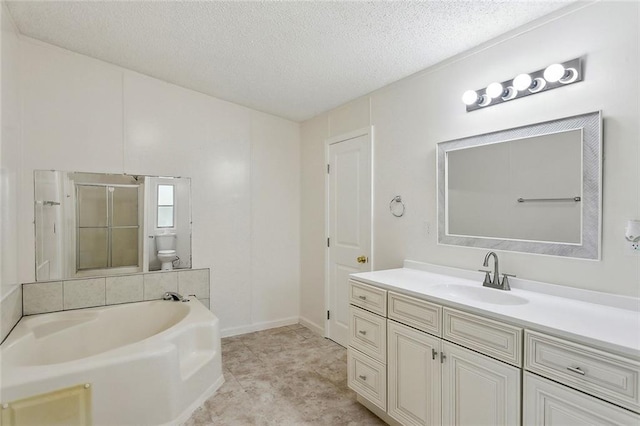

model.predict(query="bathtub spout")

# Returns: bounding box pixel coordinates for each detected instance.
[163,292,189,302]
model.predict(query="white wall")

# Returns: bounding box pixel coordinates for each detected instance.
[300,2,640,330]
[300,112,330,329]
[250,113,300,328]
[0,2,21,297]
[17,37,301,334]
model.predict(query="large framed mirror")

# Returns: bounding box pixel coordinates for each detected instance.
[437,111,601,259]
[34,170,192,281]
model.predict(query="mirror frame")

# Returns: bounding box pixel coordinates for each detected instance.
[437,111,602,259]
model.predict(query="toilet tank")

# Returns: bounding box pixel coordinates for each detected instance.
[156,234,176,251]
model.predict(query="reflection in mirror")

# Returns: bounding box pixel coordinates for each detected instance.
[157,184,175,228]
[76,183,140,270]
[437,111,601,259]
[34,171,191,281]
[147,177,191,272]
[447,129,582,243]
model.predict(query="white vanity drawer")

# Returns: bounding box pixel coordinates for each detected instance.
[349,280,387,316]
[348,348,387,411]
[524,373,640,425]
[525,330,640,413]
[443,308,522,366]
[388,291,442,337]
[350,306,387,363]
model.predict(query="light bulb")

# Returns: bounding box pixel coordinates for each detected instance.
[501,86,517,101]
[461,90,478,105]
[486,82,503,99]
[529,78,547,93]
[513,74,532,91]
[477,94,491,107]
[543,63,565,82]
[559,68,578,84]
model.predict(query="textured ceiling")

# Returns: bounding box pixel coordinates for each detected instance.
[7,1,575,122]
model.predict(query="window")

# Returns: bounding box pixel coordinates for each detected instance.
[157,184,175,228]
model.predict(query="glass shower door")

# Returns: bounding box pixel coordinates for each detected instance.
[77,185,109,270]
[76,184,139,271]
[111,186,139,267]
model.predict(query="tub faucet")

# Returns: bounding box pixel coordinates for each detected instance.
[162,292,189,302]
[479,252,514,291]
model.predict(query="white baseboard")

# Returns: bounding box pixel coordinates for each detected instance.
[221,316,299,338]
[220,315,326,338]
[298,316,325,336]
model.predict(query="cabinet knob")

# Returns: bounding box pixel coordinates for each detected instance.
[432,349,438,360]
[358,295,367,300]
[358,375,367,381]
[357,255,368,264]
[440,352,446,363]
[358,330,367,335]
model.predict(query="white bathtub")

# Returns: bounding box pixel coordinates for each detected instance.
[0,298,223,425]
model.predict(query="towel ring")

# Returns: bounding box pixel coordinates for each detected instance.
[389,195,405,217]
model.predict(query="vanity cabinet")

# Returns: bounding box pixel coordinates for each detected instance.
[348,281,388,411]
[349,281,522,426]
[387,316,521,426]
[348,268,640,426]
[523,330,640,425]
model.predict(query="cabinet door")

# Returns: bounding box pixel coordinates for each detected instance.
[442,341,521,426]
[388,320,441,426]
[523,372,640,425]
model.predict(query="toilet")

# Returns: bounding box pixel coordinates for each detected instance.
[156,233,177,270]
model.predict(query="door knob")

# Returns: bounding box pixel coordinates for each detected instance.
[357,255,368,264]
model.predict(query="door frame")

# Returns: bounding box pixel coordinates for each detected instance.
[324,126,374,339]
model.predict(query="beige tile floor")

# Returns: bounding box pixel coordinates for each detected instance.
[183,323,385,425]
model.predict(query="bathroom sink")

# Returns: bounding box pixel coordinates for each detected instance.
[432,284,528,306]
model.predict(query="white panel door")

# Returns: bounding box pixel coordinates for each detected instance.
[388,320,442,426]
[442,341,521,426]
[523,372,640,425]
[326,129,372,347]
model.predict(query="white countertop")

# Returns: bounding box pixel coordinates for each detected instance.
[351,262,640,360]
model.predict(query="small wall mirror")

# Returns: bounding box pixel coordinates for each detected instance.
[34,171,192,281]
[437,111,601,259]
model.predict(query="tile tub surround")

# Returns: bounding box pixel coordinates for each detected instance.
[184,324,384,425]
[106,274,144,305]
[0,286,23,343]
[63,278,105,310]
[143,271,179,300]
[23,281,63,315]
[22,268,211,316]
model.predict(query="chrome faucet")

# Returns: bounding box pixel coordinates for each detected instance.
[479,252,515,291]
[162,292,189,302]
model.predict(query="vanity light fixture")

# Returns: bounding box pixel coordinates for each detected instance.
[462,58,582,112]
